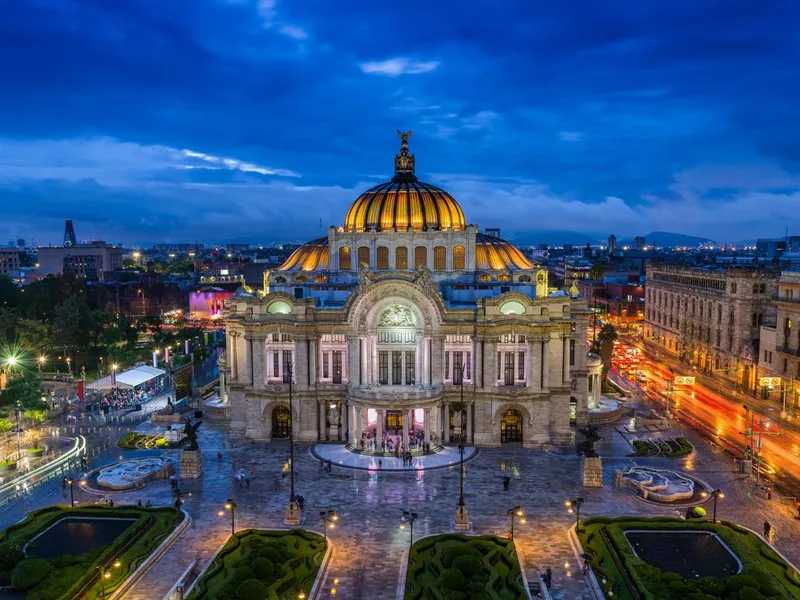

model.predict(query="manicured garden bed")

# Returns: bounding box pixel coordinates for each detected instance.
[629,437,693,458]
[404,533,527,599]
[578,516,800,600]
[117,432,167,450]
[187,529,327,600]
[0,504,184,600]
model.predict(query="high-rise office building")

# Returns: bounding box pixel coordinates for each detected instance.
[63,219,77,247]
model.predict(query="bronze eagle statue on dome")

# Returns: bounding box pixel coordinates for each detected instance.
[397,129,412,145]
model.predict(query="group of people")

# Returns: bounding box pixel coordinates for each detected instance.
[359,429,435,456]
[86,386,154,412]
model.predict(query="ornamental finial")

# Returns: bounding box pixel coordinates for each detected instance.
[393,129,417,182]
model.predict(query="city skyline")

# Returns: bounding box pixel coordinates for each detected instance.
[2,1,800,245]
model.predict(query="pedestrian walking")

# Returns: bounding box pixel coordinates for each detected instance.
[766,486,773,500]
[245,477,250,488]
[764,520,771,538]
[545,568,552,589]
[503,476,510,492]
[378,459,382,470]
[137,499,142,507]
[145,499,152,507]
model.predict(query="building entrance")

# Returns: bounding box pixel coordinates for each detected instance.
[501,409,523,443]
[272,406,291,438]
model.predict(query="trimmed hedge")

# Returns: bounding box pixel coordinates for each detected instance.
[578,517,800,600]
[404,534,527,600]
[116,432,167,450]
[628,437,693,458]
[0,504,183,600]
[187,529,326,600]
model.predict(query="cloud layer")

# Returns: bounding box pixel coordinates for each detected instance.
[1,0,799,245]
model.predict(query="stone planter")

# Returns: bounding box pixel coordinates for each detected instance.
[0,461,17,472]
[27,448,45,458]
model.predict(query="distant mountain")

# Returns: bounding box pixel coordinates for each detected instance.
[626,231,717,247]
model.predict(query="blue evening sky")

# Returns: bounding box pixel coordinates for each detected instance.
[1,0,799,246]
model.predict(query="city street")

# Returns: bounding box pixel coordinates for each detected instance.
[612,337,800,498]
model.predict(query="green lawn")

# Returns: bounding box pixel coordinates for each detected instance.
[187,529,327,600]
[404,533,527,600]
[578,516,800,600]
[116,432,168,449]
[0,504,184,600]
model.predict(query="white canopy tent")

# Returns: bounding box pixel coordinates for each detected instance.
[87,366,166,391]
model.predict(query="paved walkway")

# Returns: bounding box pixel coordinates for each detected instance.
[312,443,478,471]
[2,411,800,600]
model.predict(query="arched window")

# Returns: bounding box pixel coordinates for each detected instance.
[498,274,511,282]
[339,246,351,270]
[377,246,389,270]
[414,246,427,269]
[396,247,408,270]
[358,246,370,268]
[296,275,308,283]
[433,246,446,270]
[314,275,326,283]
[453,245,465,270]
[518,275,531,283]
[274,276,287,284]
[478,274,492,282]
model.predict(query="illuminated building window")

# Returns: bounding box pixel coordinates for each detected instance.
[296,276,308,283]
[314,275,326,283]
[396,247,408,270]
[478,274,492,282]
[414,246,427,269]
[433,246,446,270]
[377,246,389,270]
[453,245,465,270]
[498,274,511,282]
[358,246,370,268]
[339,246,351,270]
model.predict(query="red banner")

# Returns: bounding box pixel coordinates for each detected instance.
[77,380,85,400]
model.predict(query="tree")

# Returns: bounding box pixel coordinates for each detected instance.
[589,263,605,282]
[0,275,20,309]
[0,372,45,412]
[597,323,618,380]
[53,295,94,357]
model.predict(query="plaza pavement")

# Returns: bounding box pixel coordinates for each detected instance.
[2,411,800,600]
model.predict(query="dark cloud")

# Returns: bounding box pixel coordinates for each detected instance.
[1,0,799,244]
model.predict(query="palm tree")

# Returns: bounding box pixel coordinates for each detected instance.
[589,263,604,282]
[597,323,618,380]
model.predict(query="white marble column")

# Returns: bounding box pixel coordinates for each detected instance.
[531,340,542,391]
[376,409,384,446]
[252,336,266,390]
[402,410,409,448]
[563,336,570,385]
[318,400,326,440]
[243,335,254,387]
[355,407,363,448]
[466,403,473,443]
[219,367,227,403]
[346,337,359,386]
[594,374,601,406]
[423,408,430,445]
[443,403,450,443]
[542,340,550,390]
[309,337,317,386]
[423,336,432,386]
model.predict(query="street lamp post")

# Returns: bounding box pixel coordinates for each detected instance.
[565,497,584,533]
[67,478,75,506]
[319,510,338,542]
[96,559,121,600]
[701,489,724,523]
[14,402,22,464]
[453,361,470,531]
[507,506,525,540]
[218,498,236,535]
[284,364,301,526]
[400,510,418,547]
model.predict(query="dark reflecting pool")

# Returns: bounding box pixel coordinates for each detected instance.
[624,531,740,579]
[26,517,137,559]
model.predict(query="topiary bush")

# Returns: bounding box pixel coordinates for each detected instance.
[668,579,688,595]
[258,545,283,563]
[11,558,51,591]
[733,586,764,600]
[451,553,482,578]
[233,566,255,584]
[236,578,268,600]
[726,574,760,594]
[439,567,466,591]
[440,544,472,568]
[0,543,24,571]
[695,577,726,597]
[251,557,274,580]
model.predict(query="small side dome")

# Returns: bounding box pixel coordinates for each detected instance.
[232,286,255,298]
[475,233,534,270]
[277,237,329,271]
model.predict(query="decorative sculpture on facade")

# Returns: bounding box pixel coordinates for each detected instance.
[378,304,416,328]
[327,404,340,425]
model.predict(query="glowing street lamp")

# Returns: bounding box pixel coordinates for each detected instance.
[700,489,724,523]
[219,498,237,535]
[507,506,525,540]
[565,497,584,533]
[96,559,121,600]
[399,510,419,547]
[37,356,46,373]
[319,510,338,541]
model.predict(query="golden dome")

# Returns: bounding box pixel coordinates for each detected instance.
[343,131,466,232]
[476,233,534,270]
[276,237,329,271]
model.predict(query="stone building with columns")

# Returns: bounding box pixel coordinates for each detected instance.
[221,132,592,448]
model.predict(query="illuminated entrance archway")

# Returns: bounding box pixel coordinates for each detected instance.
[500,409,523,443]
[272,406,291,438]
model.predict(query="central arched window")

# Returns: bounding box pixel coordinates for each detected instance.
[414,246,427,269]
[433,246,446,270]
[377,246,389,270]
[339,246,351,270]
[453,245,465,270]
[396,247,408,270]
[358,246,370,268]
[296,275,308,282]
